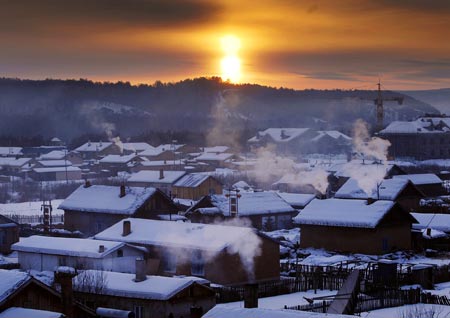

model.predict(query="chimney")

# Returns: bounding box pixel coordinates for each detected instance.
[54,267,77,318]
[119,184,126,198]
[244,283,258,308]
[122,220,131,236]
[84,179,91,188]
[98,245,105,253]
[134,258,146,282]
[159,168,164,180]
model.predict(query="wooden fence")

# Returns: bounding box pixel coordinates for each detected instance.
[5,214,64,225]
[214,275,346,303]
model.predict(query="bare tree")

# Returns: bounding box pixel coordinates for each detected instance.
[399,305,449,318]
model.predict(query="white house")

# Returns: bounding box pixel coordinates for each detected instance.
[12,235,146,273]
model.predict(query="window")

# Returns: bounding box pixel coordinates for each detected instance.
[262,216,276,231]
[161,249,177,273]
[134,305,143,318]
[117,249,123,257]
[96,221,103,233]
[191,250,205,276]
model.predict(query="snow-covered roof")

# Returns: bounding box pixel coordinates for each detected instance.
[139,160,184,167]
[58,185,157,214]
[203,146,229,153]
[248,128,311,143]
[0,157,31,167]
[0,270,31,304]
[95,218,260,252]
[74,270,201,300]
[195,153,234,161]
[156,144,185,152]
[33,166,81,173]
[277,192,316,208]
[335,178,411,200]
[37,160,70,167]
[411,213,450,233]
[123,142,154,152]
[333,162,394,178]
[0,307,63,318]
[173,174,211,187]
[312,130,351,142]
[293,198,396,228]
[380,118,450,134]
[38,150,66,160]
[393,174,442,185]
[203,307,353,318]
[0,147,23,157]
[138,148,168,157]
[12,236,134,258]
[99,154,137,164]
[193,192,296,216]
[74,141,112,152]
[128,170,186,184]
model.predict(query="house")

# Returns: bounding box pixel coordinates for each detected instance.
[127,170,186,196]
[172,174,223,200]
[74,141,121,160]
[202,146,229,153]
[95,218,280,285]
[186,192,297,230]
[305,130,352,155]
[334,178,425,211]
[98,154,140,175]
[276,192,316,210]
[0,147,22,158]
[13,236,146,273]
[0,215,19,254]
[132,159,186,173]
[60,184,178,236]
[0,157,32,175]
[411,213,450,251]
[122,142,154,155]
[393,174,445,196]
[194,153,235,168]
[73,269,215,318]
[293,198,418,254]
[35,160,72,169]
[38,151,83,166]
[248,128,317,155]
[31,167,82,182]
[0,269,95,318]
[379,116,450,160]
[138,147,177,161]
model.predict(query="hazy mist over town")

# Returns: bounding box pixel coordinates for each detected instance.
[0,1,450,318]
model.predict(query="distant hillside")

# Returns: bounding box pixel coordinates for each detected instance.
[0,77,438,145]
[402,88,450,114]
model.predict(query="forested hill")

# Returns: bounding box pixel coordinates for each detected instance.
[0,77,439,145]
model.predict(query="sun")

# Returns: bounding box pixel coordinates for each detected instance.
[220,35,241,83]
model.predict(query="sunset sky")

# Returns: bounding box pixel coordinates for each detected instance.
[1,0,449,90]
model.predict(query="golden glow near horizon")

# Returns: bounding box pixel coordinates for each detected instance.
[220,35,241,83]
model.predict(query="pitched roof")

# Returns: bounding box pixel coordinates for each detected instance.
[38,150,66,160]
[195,153,234,161]
[95,218,263,252]
[293,198,398,228]
[74,141,112,152]
[122,142,154,152]
[99,154,137,164]
[393,174,442,185]
[334,178,411,200]
[33,166,81,173]
[411,213,450,233]
[128,170,186,184]
[12,236,136,258]
[203,146,229,153]
[311,130,351,142]
[191,192,296,216]
[0,270,31,304]
[173,174,211,187]
[0,157,31,167]
[74,270,203,300]
[380,117,450,134]
[58,185,157,214]
[248,128,311,143]
[277,193,316,208]
[37,160,70,167]
[0,147,23,156]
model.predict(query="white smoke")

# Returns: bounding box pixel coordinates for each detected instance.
[343,119,392,195]
[112,136,124,154]
[249,145,329,194]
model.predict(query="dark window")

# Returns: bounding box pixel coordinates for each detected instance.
[117,249,123,257]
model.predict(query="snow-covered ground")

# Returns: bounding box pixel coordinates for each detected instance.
[216,289,337,310]
[360,304,450,318]
[0,200,64,216]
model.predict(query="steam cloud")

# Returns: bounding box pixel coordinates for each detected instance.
[341,119,392,195]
